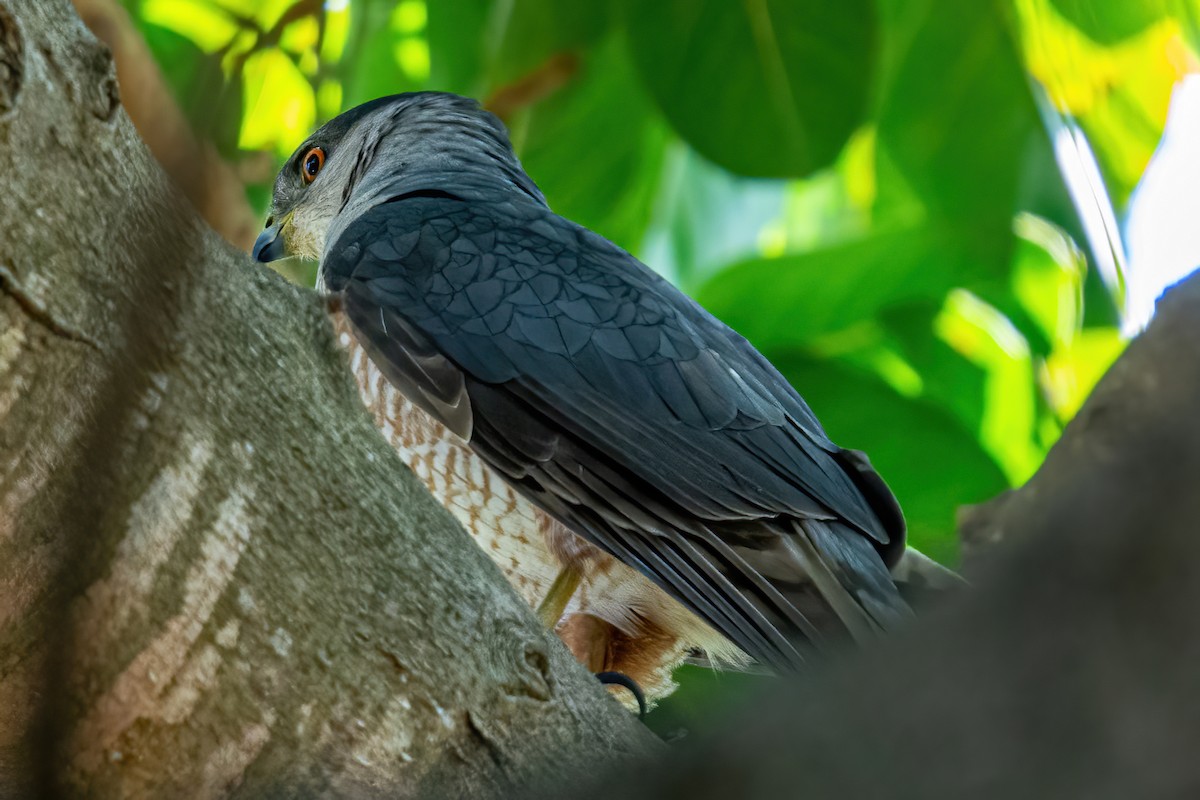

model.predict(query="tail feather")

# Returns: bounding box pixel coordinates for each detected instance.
[788,519,911,644]
[890,546,966,607]
[689,536,953,674]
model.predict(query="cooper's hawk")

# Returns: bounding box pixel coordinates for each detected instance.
[253,92,948,707]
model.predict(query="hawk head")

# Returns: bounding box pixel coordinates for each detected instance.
[252,92,544,273]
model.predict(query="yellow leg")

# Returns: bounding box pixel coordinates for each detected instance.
[536,565,582,628]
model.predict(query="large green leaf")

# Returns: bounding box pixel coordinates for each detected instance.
[425,0,490,94]
[132,21,207,109]
[621,0,877,178]
[880,298,1046,484]
[773,356,1008,564]
[518,39,668,255]
[875,0,1044,270]
[642,146,788,287]
[1018,1,1185,210]
[427,0,611,96]
[1048,0,1170,44]
[880,301,990,436]
[695,224,959,350]
[341,2,419,107]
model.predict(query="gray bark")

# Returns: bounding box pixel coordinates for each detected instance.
[579,274,1200,797]
[0,2,655,798]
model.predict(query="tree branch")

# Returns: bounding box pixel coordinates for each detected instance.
[0,2,654,797]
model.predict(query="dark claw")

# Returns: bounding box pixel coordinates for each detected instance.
[595,671,647,718]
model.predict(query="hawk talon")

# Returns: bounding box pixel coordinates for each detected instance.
[595,670,647,718]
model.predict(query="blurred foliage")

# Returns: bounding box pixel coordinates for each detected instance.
[117,0,1195,736]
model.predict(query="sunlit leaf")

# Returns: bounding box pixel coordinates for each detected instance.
[1042,327,1125,418]
[880,301,990,440]
[622,0,877,178]
[280,16,318,54]
[1017,0,1192,206]
[316,79,343,119]
[212,0,291,29]
[776,135,874,255]
[394,38,431,81]
[1048,0,1176,44]
[239,50,316,154]
[1011,212,1085,350]
[935,290,1044,482]
[395,0,427,33]
[142,0,239,52]
[321,5,351,63]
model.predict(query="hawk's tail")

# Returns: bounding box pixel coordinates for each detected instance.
[785,518,912,646]
[693,528,953,673]
[890,545,966,607]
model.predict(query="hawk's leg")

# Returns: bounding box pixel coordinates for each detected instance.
[558,611,691,712]
[536,564,583,628]
[558,611,611,671]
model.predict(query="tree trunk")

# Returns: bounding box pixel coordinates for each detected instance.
[0,2,655,797]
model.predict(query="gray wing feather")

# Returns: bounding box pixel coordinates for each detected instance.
[344,284,474,440]
[323,195,908,670]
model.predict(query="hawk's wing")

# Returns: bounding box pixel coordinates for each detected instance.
[323,194,907,670]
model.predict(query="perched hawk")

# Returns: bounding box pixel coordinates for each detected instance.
[253,92,946,706]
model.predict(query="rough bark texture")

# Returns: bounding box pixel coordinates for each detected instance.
[0,3,655,798]
[579,272,1200,798]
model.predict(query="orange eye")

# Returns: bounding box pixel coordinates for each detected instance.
[301,147,325,184]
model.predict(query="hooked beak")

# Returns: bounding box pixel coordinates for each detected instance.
[252,220,287,263]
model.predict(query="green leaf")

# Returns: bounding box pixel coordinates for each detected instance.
[1017,1,1186,209]
[426,0,489,94]
[341,2,419,108]
[875,0,1043,270]
[932,290,1045,483]
[140,0,240,52]
[644,665,768,740]
[238,50,316,156]
[132,22,206,108]
[696,224,959,350]
[773,356,1009,565]
[518,39,668,255]
[488,0,611,87]
[621,0,878,178]
[427,0,612,96]
[880,301,990,436]
[641,145,788,287]
[1048,0,1170,44]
